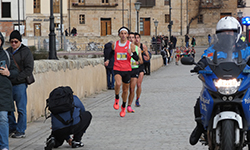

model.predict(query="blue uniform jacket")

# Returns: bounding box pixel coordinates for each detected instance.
[51,95,85,131]
[201,44,250,60]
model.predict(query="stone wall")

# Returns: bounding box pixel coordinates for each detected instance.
[25,55,163,122]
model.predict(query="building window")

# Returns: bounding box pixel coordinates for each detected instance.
[198,15,203,23]
[79,0,85,3]
[165,14,170,23]
[2,2,11,18]
[102,0,109,3]
[54,23,59,28]
[53,0,60,13]
[79,15,85,24]
[34,0,40,13]
[164,0,169,5]
[139,18,150,36]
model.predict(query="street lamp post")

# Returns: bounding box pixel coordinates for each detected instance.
[49,0,58,59]
[154,20,158,55]
[134,2,141,33]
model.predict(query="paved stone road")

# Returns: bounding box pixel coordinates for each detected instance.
[9,47,249,150]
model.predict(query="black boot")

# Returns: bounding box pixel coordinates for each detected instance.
[189,123,204,145]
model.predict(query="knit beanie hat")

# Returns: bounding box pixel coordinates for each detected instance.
[0,32,4,48]
[9,30,22,42]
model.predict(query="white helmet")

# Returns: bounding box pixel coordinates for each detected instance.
[216,16,242,42]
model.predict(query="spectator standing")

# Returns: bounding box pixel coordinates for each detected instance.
[7,30,34,138]
[65,29,68,36]
[168,41,174,63]
[104,41,115,90]
[157,36,161,51]
[185,34,190,48]
[164,36,168,48]
[172,36,177,49]
[208,34,211,46]
[151,35,157,54]
[71,27,77,36]
[191,36,196,47]
[0,32,18,150]
[161,47,167,65]
[144,50,151,75]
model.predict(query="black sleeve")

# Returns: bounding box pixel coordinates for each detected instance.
[107,50,114,61]
[131,51,139,61]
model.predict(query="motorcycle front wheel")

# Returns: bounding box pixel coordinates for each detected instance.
[221,120,236,150]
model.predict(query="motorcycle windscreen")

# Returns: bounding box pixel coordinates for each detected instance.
[205,32,248,78]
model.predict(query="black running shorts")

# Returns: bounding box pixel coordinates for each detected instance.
[130,68,139,78]
[114,70,131,83]
[138,64,145,73]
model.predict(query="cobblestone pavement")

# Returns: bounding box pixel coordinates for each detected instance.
[9,47,249,150]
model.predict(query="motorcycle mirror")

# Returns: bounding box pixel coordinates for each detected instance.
[181,57,195,65]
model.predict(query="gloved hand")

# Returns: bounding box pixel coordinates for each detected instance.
[190,66,201,73]
[190,61,205,73]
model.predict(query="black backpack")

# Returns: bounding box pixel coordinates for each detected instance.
[45,86,75,125]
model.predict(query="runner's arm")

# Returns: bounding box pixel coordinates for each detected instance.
[137,47,143,65]
[143,44,150,61]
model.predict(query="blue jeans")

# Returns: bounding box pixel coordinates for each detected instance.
[8,83,27,134]
[106,68,115,88]
[186,42,189,48]
[0,111,9,149]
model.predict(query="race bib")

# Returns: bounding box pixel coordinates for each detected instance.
[131,59,137,67]
[117,53,127,60]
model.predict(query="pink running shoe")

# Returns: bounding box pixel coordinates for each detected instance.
[127,106,135,113]
[120,106,126,117]
[113,99,119,110]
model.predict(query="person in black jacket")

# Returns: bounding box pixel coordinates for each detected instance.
[0,31,19,150]
[7,30,34,138]
[104,41,115,90]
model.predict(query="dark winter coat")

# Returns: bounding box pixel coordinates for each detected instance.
[7,44,34,85]
[185,35,190,42]
[0,32,19,111]
[104,42,114,69]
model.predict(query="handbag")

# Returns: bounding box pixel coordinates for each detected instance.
[26,74,35,85]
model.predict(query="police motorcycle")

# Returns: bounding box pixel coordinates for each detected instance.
[181,33,250,150]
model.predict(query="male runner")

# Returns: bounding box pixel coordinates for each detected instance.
[127,32,143,113]
[134,33,150,107]
[104,27,139,117]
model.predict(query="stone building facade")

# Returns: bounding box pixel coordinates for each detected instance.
[25,0,68,37]
[0,0,25,38]
[68,0,189,37]
[188,0,238,36]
